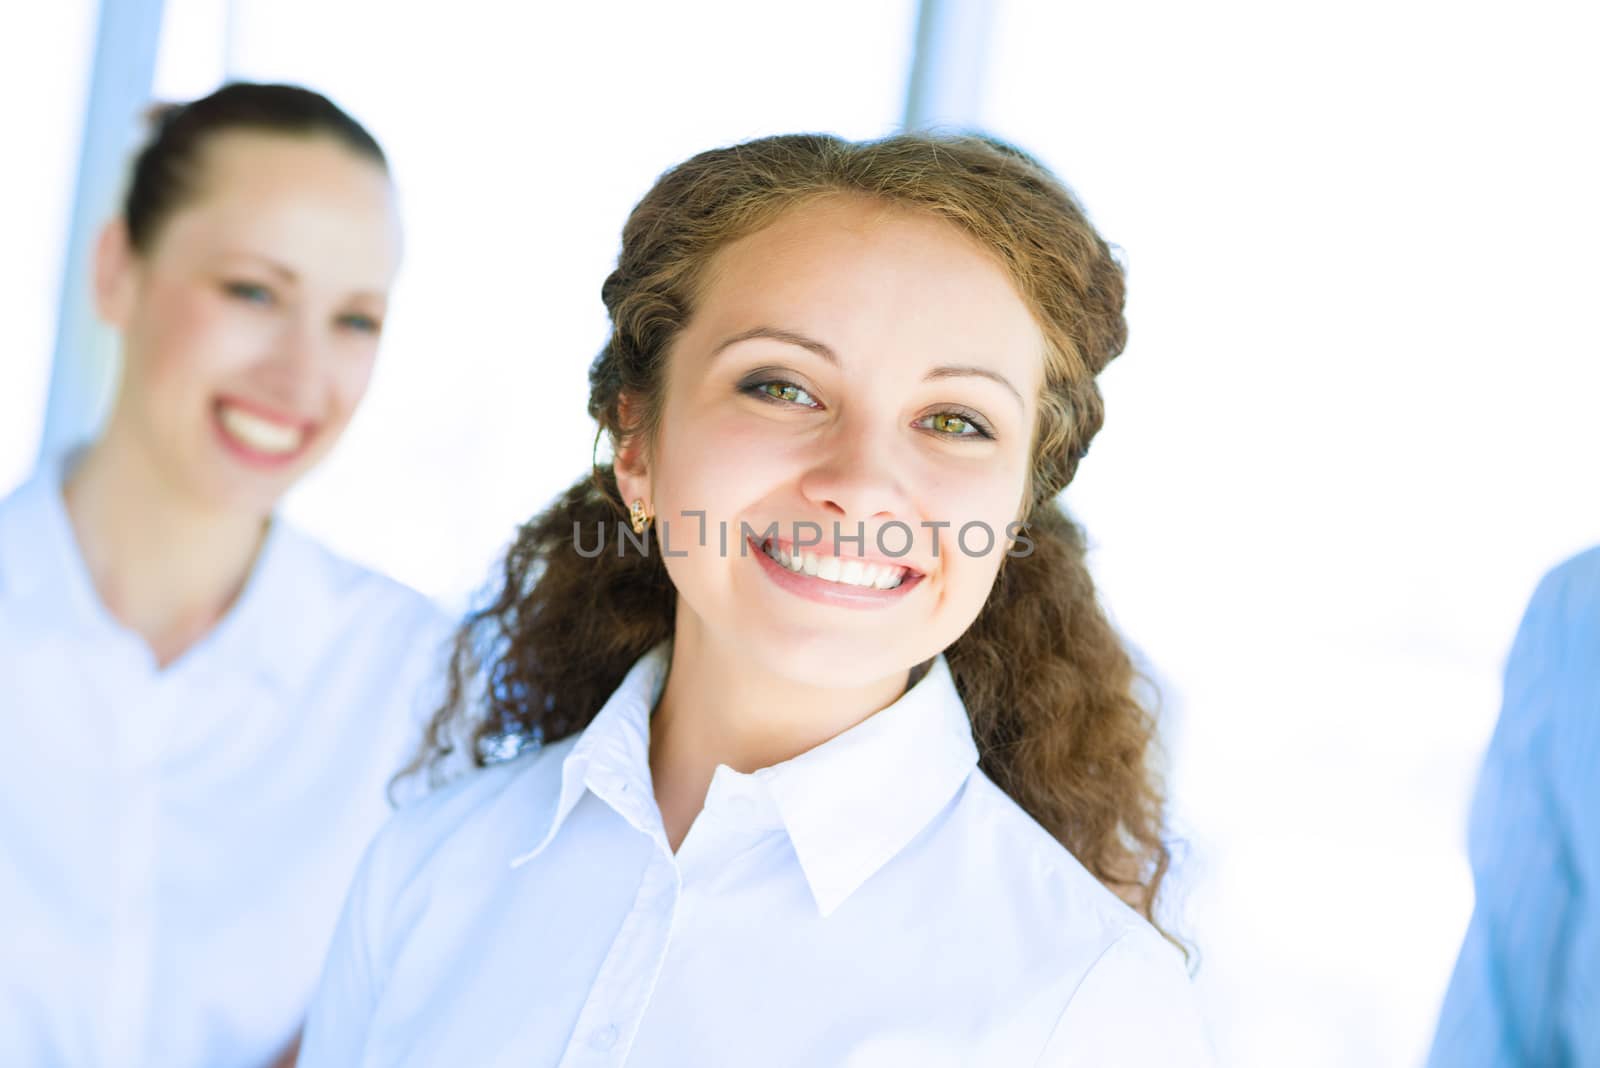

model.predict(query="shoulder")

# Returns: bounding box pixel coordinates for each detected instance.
[366,737,578,902]
[935,770,1203,1005]
[1497,546,1600,741]
[1521,546,1600,646]
[299,741,574,1063]
[957,770,1156,937]
[0,473,31,522]
[1035,922,1214,1065]
[949,778,1213,1063]
[266,523,456,682]
[1487,546,1600,796]
[276,523,448,629]
[0,471,50,603]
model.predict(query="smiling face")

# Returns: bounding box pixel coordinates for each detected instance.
[95,130,401,515]
[616,195,1046,689]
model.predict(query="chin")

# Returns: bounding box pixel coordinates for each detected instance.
[737,624,934,691]
[216,486,287,519]
[190,460,297,518]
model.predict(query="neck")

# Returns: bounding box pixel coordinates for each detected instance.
[62,421,268,669]
[648,605,910,851]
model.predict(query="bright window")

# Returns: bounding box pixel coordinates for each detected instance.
[0,0,96,494]
[982,1,1600,1064]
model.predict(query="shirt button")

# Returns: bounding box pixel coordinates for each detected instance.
[589,1024,619,1052]
[728,794,755,816]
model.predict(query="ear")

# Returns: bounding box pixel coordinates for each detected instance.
[92,219,138,329]
[611,391,652,512]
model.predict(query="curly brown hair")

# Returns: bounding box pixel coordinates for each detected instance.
[408,132,1180,944]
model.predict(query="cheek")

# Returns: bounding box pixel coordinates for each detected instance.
[652,409,791,522]
[128,287,257,396]
[650,412,802,602]
[926,459,1029,594]
[917,445,1029,533]
[325,348,379,421]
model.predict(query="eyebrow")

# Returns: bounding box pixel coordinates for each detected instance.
[227,253,299,283]
[713,326,1025,409]
[712,326,837,364]
[924,364,1024,408]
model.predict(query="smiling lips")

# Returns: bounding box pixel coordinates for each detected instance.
[761,536,913,590]
[213,397,312,466]
[753,535,926,607]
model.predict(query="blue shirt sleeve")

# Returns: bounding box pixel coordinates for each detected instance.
[1428,551,1600,1067]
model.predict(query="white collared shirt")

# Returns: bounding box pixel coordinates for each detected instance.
[0,459,454,1068]
[299,644,1215,1067]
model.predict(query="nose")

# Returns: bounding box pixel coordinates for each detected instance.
[796,413,914,525]
[256,315,327,414]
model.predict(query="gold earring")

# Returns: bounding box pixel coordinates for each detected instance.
[629,499,653,535]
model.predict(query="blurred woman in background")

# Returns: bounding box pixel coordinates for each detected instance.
[299,132,1213,1065]
[0,82,449,1068]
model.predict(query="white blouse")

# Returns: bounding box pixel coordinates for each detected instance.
[299,644,1215,1067]
[0,459,454,1068]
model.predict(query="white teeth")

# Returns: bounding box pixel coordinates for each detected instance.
[218,403,303,455]
[762,540,907,591]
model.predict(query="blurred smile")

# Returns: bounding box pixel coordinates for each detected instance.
[212,395,313,468]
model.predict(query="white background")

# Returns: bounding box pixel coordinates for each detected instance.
[977,4,1598,1063]
[4,3,1597,1065]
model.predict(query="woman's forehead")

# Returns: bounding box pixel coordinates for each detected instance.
[687,198,1046,385]
[148,133,401,288]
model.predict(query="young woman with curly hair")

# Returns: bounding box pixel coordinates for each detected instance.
[300,131,1213,1066]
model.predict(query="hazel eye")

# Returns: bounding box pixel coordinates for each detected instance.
[917,409,994,439]
[748,380,820,408]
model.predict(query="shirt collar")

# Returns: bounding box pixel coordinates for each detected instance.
[757,654,979,917]
[0,449,332,692]
[208,516,327,694]
[510,644,672,868]
[510,644,981,919]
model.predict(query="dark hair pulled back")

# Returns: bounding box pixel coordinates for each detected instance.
[124,81,387,252]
